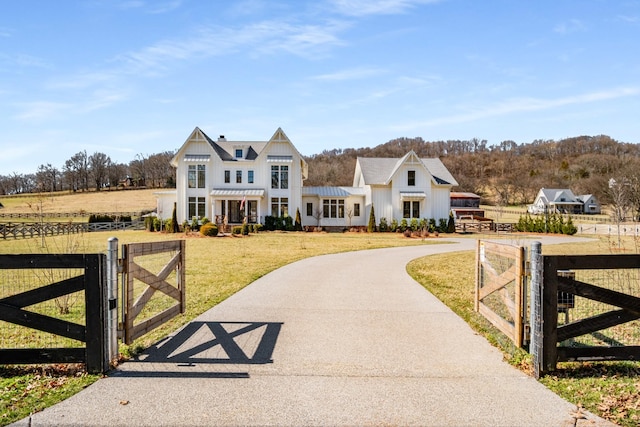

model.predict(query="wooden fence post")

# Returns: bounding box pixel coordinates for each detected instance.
[84,253,107,374]
[542,254,559,375]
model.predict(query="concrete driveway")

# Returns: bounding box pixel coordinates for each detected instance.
[16,236,615,426]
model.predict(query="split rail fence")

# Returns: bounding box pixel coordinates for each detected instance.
[0,238,185,373]
[476,240,640,378]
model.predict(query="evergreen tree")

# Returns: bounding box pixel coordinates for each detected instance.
[447,211,456,233]
[368,205,377,232]
[294,208,303,231]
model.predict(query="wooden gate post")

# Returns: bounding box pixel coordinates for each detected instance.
[542,254,559,375]
[84,253,107,374]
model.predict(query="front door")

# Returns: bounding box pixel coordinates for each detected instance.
[229,200,242,223]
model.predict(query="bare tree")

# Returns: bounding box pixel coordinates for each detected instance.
[89,152,111,190]
[36,163,60,192]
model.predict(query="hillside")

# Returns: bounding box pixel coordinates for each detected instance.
[304,135,640,208]
[0,188,158,215]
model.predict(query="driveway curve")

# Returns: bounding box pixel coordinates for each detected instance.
[18,236,615,427]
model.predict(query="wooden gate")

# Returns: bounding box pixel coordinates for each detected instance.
[0,254,107,373]
[538,254,640,372]
[476,240,527,347]
[121,240,185,345]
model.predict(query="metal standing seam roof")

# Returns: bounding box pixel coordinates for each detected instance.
[210,189,266,197]
[302,187,366,197]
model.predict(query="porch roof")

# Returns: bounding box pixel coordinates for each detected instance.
[210,189,265,197]
[400,191,426,200]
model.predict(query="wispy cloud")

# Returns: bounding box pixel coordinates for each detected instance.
[116,0,182,14]
[617,14,639,23]
[0,53,49,69]
[119,20,347,72]
[397,86,640,129]
[328,0,442,16]
[12,101,72,121]
[311,67,387,81]
[554,18,587,34]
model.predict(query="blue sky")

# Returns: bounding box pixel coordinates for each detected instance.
[2,0,640,174]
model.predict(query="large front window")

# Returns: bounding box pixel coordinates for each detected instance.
[323,199,345,218]
[188,197,206,218]
[271,165,289,189]
[188,165,206,188]
[403,201,420,218]
[271,197,288,217]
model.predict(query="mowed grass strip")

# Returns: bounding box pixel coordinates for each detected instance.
[406,234,640,427]
[0,229,445,425]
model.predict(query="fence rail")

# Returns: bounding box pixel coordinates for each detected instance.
[0,211,147,219]
[0,221,145,240]
[476,240,640,377]
[475,240,526,347]
[0,253,108,373]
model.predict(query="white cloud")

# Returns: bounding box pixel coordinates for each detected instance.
[328,0,442,17]
[12,101,72,121]
[311,67,387,81]
[554,19,587,34]
[397,86,640,129]
[617,14,639,23]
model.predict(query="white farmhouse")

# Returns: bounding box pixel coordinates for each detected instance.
[527,188,601,215]
[156,127,458,230]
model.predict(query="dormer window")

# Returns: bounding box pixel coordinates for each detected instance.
[235,149,243,159]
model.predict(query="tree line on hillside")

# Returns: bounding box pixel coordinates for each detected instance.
[305,134,640,215]
[0,150,175,195]
[4,135,640,220]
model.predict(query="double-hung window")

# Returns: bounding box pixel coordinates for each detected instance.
[224,170,230,184]
[323,199,345,218]
[271,165,289,189]
[236,170,242,184]
[188,165,206,188]
[403,201,420,218]
[248,170,254,184]
[408,170,416,186]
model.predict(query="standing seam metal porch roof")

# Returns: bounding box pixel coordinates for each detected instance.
[302,187,366,197]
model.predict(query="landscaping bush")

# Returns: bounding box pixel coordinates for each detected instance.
[447,212,456,233]
[252,223,263,233]
[410,218,419,232]
[438,218,448,233]
[241,222,250,235]
[390,218,398,232]
[200,223,218,237]
[88,214,114,223]
[399,218,408,232]
[379,217,388,232]
[232,225,243,235]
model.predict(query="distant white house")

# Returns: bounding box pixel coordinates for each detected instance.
[528,188,601,215]
[156,127,458,229]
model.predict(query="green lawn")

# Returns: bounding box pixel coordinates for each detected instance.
[406,235,640,427]
[0,229,444,425]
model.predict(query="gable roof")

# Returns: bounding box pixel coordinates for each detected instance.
[538,188,581,204]
[356,151,458,186]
